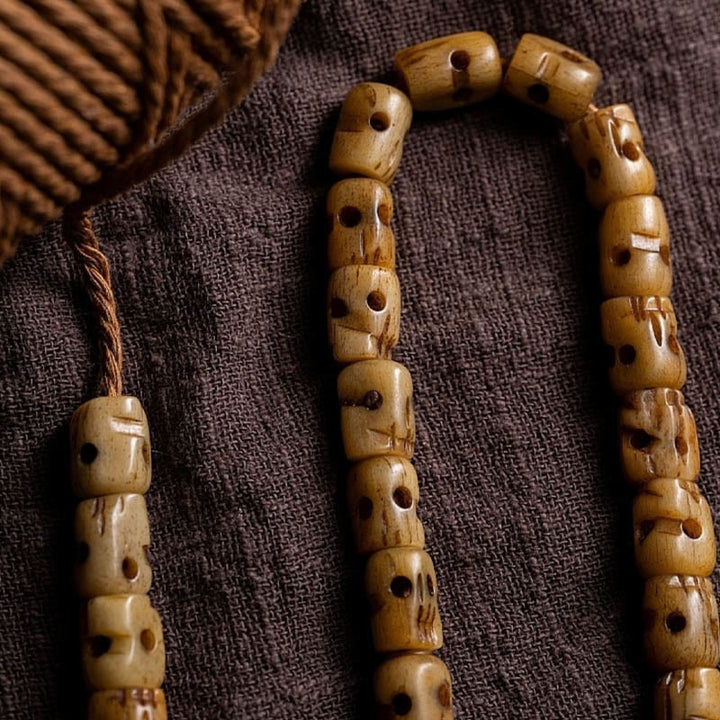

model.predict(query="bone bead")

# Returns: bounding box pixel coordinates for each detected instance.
[643,575,720,672]
[394,31,502,112]
[374,653,453,719]
[601,296,686,394]
[502,34,601,121]
[619,389,699,485]
[347,457,425,555]
[365,547,442,652]
[634,479,716,579]
[328,265,401,363]
[568,104,656,209]
[338,359,415,461]
[87,688,167,720]
[71,396,151,499]
[75,493,152,598]
[655,668,720,720]
[81,594,165,690]
[599,195,672,298]
[329,83,412,185]
[327,178,395,271]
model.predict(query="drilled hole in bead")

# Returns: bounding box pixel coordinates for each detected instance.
[391,693,413,715]
[561,49,584,63]
[666,612,687,634]
[390,575,413,598]
[339,205,362,227]
[367,291,386,311]
[630,429,655,451]
[637,519,655,543]
[682,518,703,539]
[587,158,602,179]
[622,141,641,161]
[140,629,157,652]
[77,541,90,563]
[393,486,413,509]
[80,443,98,465]
[675,435,689,455]
[369,112,390,131]
[358,496,373,520]
[363,390,383,410]
[450,49,471,71]
[668,335,681,355]
[122,557,139,580]
[611,246,631,266]
[527,83,549,104]
[452,87,473,103]
[618,344,636,365]
[605,344,616,368]
[427,573,435,596]
[377,203,392,226]
[89,635,112,658]
[330,297,349,318]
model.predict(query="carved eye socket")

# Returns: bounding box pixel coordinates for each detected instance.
[89,635,112,658]
[682,518,702,539]
[637,519,655,543]
[363,390,383,410]
[665,612,687,634]
[339,205,362,227]
[80,443,98,465]
[77,542,90,563]
[392,486,413,509]
[449,49,470,71]
[330,298,349,318]
[122,557,139,580]
[390,575,413,598]
[675,435,689,455]
[527,83,549,104]
[357,496,373,520]
[427,573,435,596]
[618,344,636,365]
[377,203,392,226]
[630,429,654,450]
[622,141,641,160]
[391,693,413,715]
[611,246,631,266]
[366,291,386,311]
[369,112,389,131]
[140,628,157,652]
[587,158,602,179]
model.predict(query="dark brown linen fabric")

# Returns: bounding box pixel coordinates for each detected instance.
[1,1,720,717]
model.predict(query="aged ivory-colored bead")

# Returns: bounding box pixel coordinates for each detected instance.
[568,104,656,209]
[394,31,502,112]
[374,653,453,719]
[619,389,699,485]
[365,547,442,652]
[643,575,720,672]
[87,688,167,720]
[599,195,672,298]
[655,668,720,720]
[633,479,716,579]
[327,178,395,271]
[329,83,412,185]
[601,296,686,394]
[338,359,415,461]
[502,34,601,121]
[328,265,401,363]
[71,396,151,499]
[347,456,425,555]
[74,493,151,598]
[82,594,165,690]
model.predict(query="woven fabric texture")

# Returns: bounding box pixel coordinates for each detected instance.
[1,1,719,717]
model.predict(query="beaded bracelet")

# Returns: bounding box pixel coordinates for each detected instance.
[325,32,720,718]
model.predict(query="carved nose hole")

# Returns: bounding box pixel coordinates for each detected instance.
[370,112,389,131]
[363,391,383,410]
[80,443,98,464]
[89,635,112,658]
[330,298,349,318]
[339,205,362,227]
[391,693,412,715]
[449,49,470,71]
[527,83,549,104]
[665,612,687,634]
[367,291,386,312]
[390,575,412,598]
[392,486,413,509]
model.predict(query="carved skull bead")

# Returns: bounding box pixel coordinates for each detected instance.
[619,389,699,484]
[633,479,716,578]
[347,456,425,555]
[643,575,720,673]
[655,668,720,720]
[74,493,152,598]
[365,548,442,652]
[82,594,165,690]
[329,82,413,184]
[328,266,401,363]
[88,688,167,720]
[601,296,686,394]
[327,178,395,271]
[568,104,656,209]
[71,396,151,498]
[374,653,453,719]
[338,360,415,461]
[599,195,672,298]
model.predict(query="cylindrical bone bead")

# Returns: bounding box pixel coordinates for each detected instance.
[347,456,425,554]
[599,195,671,298]
[365,547,442,652]
[74,493,152,598]
[327,178,395,271]
[374,653,453,719]
[568,104,656,209]
[87,688,167,720]
[655,668,720,720]
[329,83,412,184]
[394,31,502,111]
[328,265,401,363]
[338,359,415,461]
[81,594,165,690]
[502,34,601,121]
[71,396,151,498]
[600,296,686,394]
[643,575,720,672]
[619,389,699,485]
[633,479,716,578]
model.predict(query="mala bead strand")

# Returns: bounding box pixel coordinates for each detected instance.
[70,395,166,718]
[328,81,453,718]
